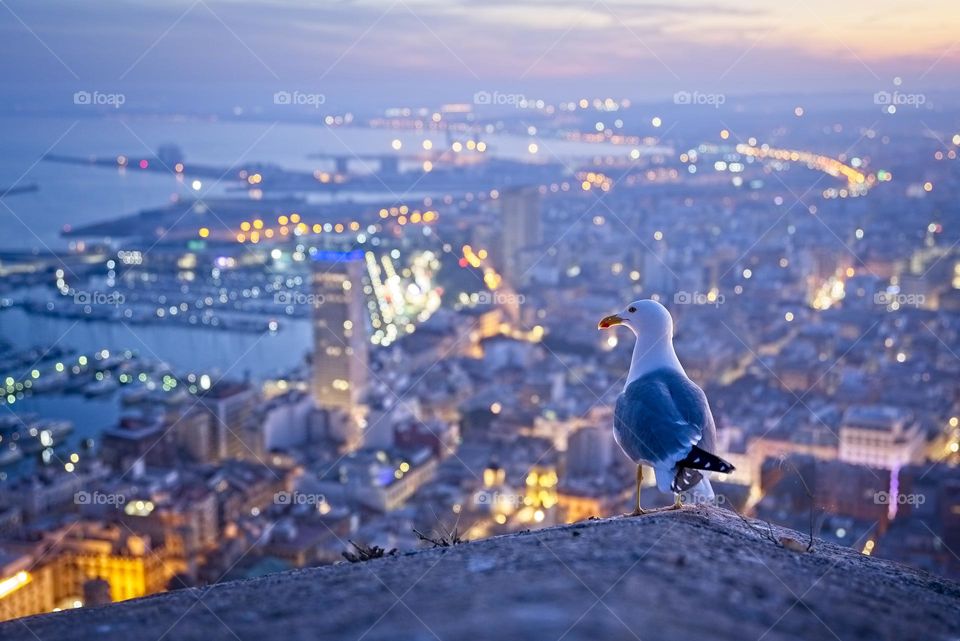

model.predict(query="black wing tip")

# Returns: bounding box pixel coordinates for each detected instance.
[681,445,736,474]
[670,467,702,492]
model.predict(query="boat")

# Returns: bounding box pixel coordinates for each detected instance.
[0,445,23,466]
[30,371,70,394]
[121,386,150,406]
[83,377,120,397]
[40,420,74,442]
[6,420,73,454]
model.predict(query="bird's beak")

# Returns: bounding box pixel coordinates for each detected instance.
[598,314,624,330]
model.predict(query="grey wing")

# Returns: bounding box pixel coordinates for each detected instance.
[663,373,717,455]
[613,376,703,468]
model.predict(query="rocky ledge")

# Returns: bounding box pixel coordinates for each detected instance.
[4,506,959,641]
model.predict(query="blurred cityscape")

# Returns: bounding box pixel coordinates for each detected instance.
[1,2,960,624]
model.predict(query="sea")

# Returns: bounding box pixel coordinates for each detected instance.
[0,113,629,471]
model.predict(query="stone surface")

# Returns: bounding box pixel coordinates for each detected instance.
[5,507,959,641]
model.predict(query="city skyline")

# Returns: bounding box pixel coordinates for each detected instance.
[0,0,958,636]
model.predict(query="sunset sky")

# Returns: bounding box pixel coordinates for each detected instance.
[2,0,958,108]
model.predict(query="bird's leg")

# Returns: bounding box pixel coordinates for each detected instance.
[624,466,680,516]
[624,465,647,516]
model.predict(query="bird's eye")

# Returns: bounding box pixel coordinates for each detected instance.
[627,306,636,313]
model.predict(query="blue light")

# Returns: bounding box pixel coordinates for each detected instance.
[311,249,364,262]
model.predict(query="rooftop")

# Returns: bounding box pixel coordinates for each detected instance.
[843,405,915,431]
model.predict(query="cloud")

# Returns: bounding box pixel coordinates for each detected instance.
[0,0,957,108]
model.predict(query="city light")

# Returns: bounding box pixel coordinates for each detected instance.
[736,143,871,194]
[0,571,31,599]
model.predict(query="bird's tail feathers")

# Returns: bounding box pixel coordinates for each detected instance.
[678,445,735,474]
[670,467,702,493]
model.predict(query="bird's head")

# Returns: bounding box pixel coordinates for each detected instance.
[598,299,674,338]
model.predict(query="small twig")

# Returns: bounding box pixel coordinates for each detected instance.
[777,457,817,552]
[342,540,396,563]
[736,457,817,553]
[765,519,775,542]
[413,526,466,548]
[735,509,782,547]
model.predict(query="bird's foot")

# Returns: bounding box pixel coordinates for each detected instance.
[623,505,672,517]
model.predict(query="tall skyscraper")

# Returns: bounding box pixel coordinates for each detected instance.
[311,249,369,446]
[499,186,542,287]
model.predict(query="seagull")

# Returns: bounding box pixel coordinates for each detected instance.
[598,299,734,515]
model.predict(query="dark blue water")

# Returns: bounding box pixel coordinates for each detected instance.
[0,114,629,472]
[0,113,634,250]
[0,115,355,377]
[0,308,312,378]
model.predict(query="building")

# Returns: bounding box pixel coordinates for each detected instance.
[0,520,178,620]
[100,415,169,471]
[0,551,54,621]
[313,447,438,513]
[50,521,175,604]
[394,420,458,460]
[171,405,217,464]
[878,463,960,578]
[523,466,559,517]
[120,484,219,576]
[258,521,334,567]
[566,426,614,479]
[642,242,675,294]
[311,249,369,448]
[203,461,287,528]
[839,406,925,470]
[746,427,838,490]
[260,391,314,452]
[557,480,632,523]
[499,186,542,287]
[758,455,891,523]
[197,381,259,462]
[0,463,109,523]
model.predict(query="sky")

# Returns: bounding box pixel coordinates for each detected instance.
[2,0,958,110]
